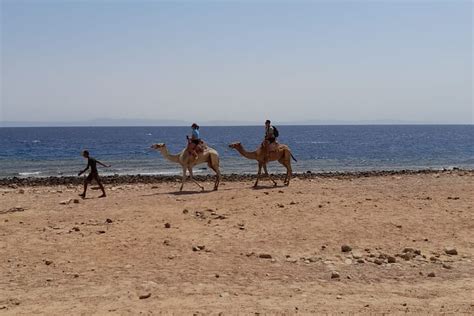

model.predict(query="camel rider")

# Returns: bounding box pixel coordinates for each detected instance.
[187,123,201,158]
[263,119,279,159]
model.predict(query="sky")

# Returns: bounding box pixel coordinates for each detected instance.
[0,0,472,124]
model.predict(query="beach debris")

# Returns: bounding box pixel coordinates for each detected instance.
[164,223,171,228]
[427,272,436,277]
[59,199,73,205]
[444,247,458,255]
[341,245,352,252]
[0,207,25,215]
[331,271,340,279]
[192,245,205,252]
[139,293,151,300]
[258,253,272,259]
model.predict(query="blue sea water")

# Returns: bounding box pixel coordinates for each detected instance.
[0,125,472,178]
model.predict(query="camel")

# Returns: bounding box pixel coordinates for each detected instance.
[151,143,221,191]
[229,142,297,187]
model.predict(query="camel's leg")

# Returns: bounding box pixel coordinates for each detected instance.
[208,156,220,191]
[263,164,277,186]
[254,163,263,187]
[279,158,292,186]
[180,167,187,191]
[188,167,204,191]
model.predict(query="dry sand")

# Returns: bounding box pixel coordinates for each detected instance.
[1,171,473,314]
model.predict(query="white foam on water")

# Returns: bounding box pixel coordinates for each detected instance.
[18,171,42,176]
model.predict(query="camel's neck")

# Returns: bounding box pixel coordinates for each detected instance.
[234,145,257,160]
[159,147,180,163]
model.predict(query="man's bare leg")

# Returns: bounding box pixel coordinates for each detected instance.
[96,177,106,198]
[79,179,88,198]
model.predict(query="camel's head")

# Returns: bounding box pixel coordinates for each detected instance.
[228,142,242,149]
[150,143,166,150]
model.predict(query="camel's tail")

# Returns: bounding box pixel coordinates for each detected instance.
[290,152,297,162]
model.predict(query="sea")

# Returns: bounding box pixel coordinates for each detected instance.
[0,125,473,178]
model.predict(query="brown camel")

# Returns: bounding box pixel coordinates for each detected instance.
[228,142,297,187]
[151,143,221,191]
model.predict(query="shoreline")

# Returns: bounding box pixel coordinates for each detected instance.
[1,168,472,186]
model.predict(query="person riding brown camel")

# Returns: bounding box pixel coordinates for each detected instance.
[262,119,279,162]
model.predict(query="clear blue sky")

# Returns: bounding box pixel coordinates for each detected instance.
[1,0,472,124]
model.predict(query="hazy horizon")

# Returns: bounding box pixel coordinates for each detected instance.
[1,1,473,124]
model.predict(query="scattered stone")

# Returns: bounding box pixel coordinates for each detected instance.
[139,293,151,299]
[289,201,296,205]
[331,271,340,279]
[374,258,383,265]
[351,251,363,259]
[18,189,25,194]
[258,253,272,259]
[427,272,436,277]
[442,263,452,269]
[341,245,352,252]
[1,207,25,215]
[357,259,365,264]
[96,230,106,234]
[163,240,170,246]
[105,218,113,224]
[336,295,342,300]
[344,259,352,265]
[219,292,230,298]
[192,245,205,252]
[73,199,80,204]
[387,256,397,263]
[321,245,326,250]
[182,209,189,214]
[444,247,458,255]
[44,260,53,265]
[59,199,72,205]
[277,203,284,208]
[72,226,80,232]
[164,223,171,228]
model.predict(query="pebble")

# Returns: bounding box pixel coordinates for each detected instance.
[427,272,436,277]
[374,258,383,265]
[341,245,352,252]
[59,199,72,205]
[336,295,342,299]
[344,259,352,265]
[331,271,340,279]
[164,223,171,228]
[387,256,396,263]
[73,199,80,204]
[351,251,363,259]
[258,253,272,259]
[442,263,452,269]
[105,218,113,224]
[44,260,53,265]
[139,293,151,299]
[444,247,458,255]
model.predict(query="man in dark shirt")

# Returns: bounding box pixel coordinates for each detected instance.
[78,150,110,198]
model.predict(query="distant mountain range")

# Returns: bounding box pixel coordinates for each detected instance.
[0,118,470,127]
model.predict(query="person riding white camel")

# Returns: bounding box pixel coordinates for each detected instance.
[186,123,202,159]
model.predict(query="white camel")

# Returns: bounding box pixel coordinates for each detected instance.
[151,143,221,191]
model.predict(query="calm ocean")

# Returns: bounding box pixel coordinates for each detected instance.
[0,125,472,178]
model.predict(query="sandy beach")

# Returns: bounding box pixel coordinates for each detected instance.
[1,170,473,314]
